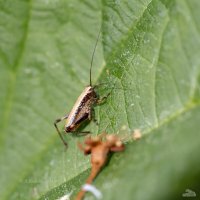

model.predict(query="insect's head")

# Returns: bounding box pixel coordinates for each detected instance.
[85,85,98,99]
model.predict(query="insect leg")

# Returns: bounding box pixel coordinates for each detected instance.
[74,131,91,137]
[89,108,98,125]
[54,115,68,147]
[96,92,111,104]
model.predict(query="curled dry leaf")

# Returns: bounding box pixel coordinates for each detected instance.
[75,133,125,200]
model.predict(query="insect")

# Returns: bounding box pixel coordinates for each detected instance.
[54,28,109,147]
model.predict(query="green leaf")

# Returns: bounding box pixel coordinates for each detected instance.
[0,0,200,200]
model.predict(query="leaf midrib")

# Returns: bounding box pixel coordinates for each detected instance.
[0,0,32,145]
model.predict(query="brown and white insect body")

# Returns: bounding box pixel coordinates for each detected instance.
[54,28,109,147]
[64,86,97,132]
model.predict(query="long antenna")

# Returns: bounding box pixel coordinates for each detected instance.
[90,26,102,86]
